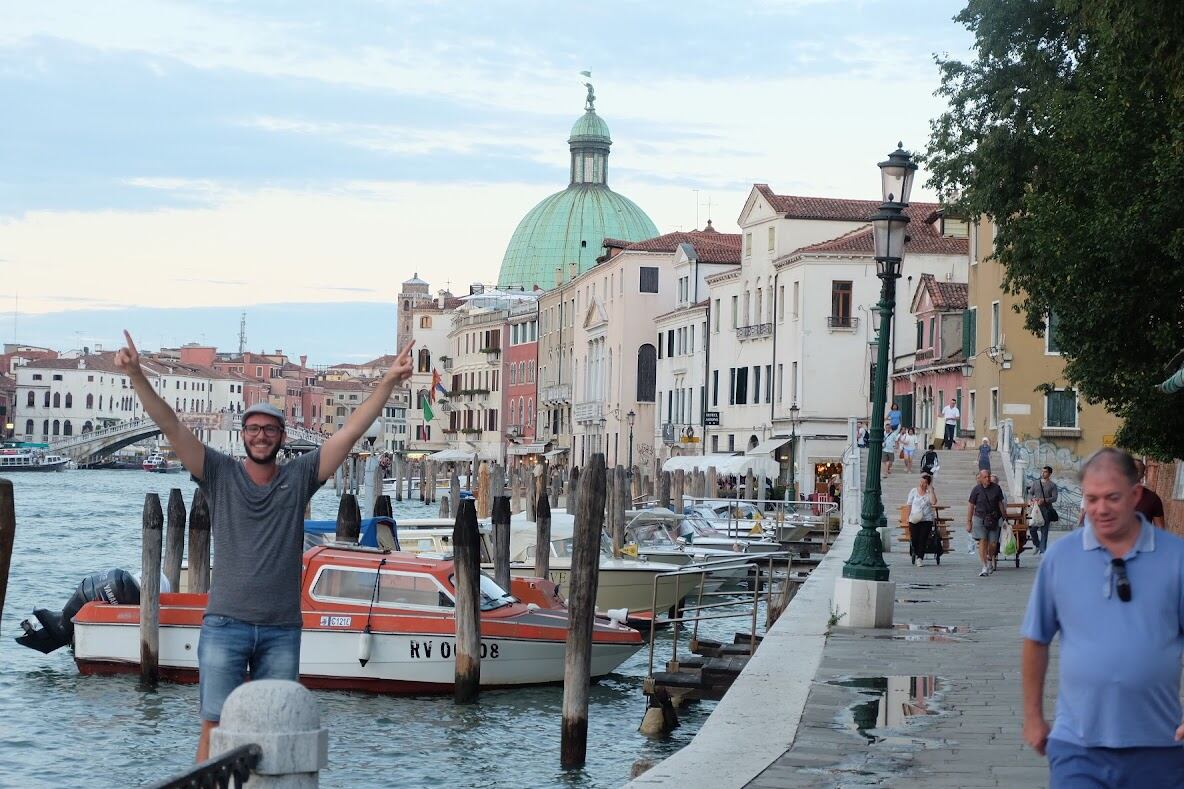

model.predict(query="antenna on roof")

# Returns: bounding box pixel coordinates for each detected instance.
[238,311,247,355]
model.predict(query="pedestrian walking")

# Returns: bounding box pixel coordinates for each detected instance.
[116,330,414,762]
[888,402,902,432]
[856,422,869,448]
[906,473,938,567]
[967,469,1006,576]
[1022,448,1184,785]
[1028,465,1059,554]
[882,426,899,475]
[901,428,917,473]
[920,444,940,476]
[940,398,960,449]
[1133,459,1167,528]
[978,437,992,473]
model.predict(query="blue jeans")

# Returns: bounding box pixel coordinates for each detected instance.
[198,614,301,722]
[1047,738,1184,788]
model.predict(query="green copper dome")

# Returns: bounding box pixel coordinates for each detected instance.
[569,110,611,144]
[498,82,658,291]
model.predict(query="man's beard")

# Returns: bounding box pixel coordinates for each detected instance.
[244,440,282,464]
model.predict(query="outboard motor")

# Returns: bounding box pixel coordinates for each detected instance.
[15,569,140,654]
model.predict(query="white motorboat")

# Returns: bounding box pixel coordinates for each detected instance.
[0,444,70,472]
[621,509,752,589]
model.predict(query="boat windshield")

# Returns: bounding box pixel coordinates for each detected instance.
[545,535,616,559]
[625,520,677,547]
[478,573,514,611]
[682,512,724,537]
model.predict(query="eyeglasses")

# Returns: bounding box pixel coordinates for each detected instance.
[243,424,283,437]
[1107,558,1132,602]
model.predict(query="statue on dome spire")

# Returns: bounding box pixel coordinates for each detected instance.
[579,70,595,112]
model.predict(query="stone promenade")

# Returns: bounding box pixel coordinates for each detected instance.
[748,525,1055,788]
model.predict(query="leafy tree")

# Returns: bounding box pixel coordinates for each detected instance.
[925,0,1184,459]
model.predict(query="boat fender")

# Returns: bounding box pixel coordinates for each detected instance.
[357,628,373,668]
[605,608,630,626]
[526,603,540,611]
[15,568,139,654]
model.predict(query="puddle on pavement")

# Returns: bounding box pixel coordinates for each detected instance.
[902,583,944,590]
[894,623,968,634]
[852,623,969,642]
[894,598,933,604]
[828,675,944,744]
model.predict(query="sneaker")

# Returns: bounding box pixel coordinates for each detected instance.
[978,567,988,577]
[911,557,918,567]
[916,558,924,567]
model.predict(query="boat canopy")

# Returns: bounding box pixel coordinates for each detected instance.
[661,453,780,480]
[427,449,485,462]
[303,516,394,549]
[746,436,791,456]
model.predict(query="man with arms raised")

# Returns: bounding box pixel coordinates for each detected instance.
[115,331,413,761]
[1022,448,1184,785]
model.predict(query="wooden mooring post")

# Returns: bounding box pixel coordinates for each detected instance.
[393,455,404,502]
[373,494,393,519]
[560,453,606,769]
[0,478,15,635]
[492,495,512,593]
[477,461,491,519]
[659,471,671,510]
[140,493,164,688]
[450,469,461,519]
[612,465,627,557]
[336,493,361,543]
[453,499,482,703]
[162,488,186,593]
[534,488,551,580]
[187,489,211,595]
[567,466,581,516]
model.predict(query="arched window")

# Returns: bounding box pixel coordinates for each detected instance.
[86,393,94,409]
[526,399,533,426]
[26,391,34,407]
[43,391,50,407]
[52,420,60,436]
[748,435,759,450]
[24,419,33,436]
[63,420,72,436]
[42,420,48,436]
[420,316,432,329]
[417,348,431,373]
[636,344,657,402]
[65,393,73,408]
[417,389,429,409]
[53,392,60,408]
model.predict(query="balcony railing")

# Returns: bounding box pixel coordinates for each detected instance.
[736,322,773,339]
[826,315,859,330]
[543,383,572,403]
[573,401,604,423]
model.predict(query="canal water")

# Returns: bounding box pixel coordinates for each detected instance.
[0,471,735,788]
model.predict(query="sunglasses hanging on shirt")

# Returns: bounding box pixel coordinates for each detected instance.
[1108,558,1132,602]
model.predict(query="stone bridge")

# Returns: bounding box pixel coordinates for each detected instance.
[49,416,332,465]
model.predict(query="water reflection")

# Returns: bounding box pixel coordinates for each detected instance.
[829,675,942,743]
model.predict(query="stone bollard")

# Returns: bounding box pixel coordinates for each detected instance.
[210,679,328,788]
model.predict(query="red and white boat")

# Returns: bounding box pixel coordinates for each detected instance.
[69,545,644,693]
[141,452,183,473]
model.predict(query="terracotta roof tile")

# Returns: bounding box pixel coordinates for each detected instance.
[604,228,742,265]
[780,202,968,259]
[755,184,883,221]
[917,273,969,311]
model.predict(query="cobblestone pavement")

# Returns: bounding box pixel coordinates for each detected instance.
[749,499,1056,787]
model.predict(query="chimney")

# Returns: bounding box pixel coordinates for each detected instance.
[300,355,307,368]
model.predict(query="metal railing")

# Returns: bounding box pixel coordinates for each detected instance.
[736,322,773,339]
[48,416,159,451]
[826,315,859,329]
[643,552,799,687]
[144,744,261,789]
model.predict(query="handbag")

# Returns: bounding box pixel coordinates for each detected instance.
[908,493,927,524]
[899,449,905,460]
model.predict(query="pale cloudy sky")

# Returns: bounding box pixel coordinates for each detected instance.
[0,0,972,359]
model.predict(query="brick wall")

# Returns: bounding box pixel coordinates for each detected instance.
[1145,460,1184,537]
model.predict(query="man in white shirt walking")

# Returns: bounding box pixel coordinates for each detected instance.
[941,398,960,450]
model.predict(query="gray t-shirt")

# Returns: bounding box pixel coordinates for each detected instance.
[195,446,324,627]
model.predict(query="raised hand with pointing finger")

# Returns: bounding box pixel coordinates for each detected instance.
[114,330,144,377]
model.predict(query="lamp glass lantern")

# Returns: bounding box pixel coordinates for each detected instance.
[626,410,636,428]
[871,207,909,276]
[877,143,918,205]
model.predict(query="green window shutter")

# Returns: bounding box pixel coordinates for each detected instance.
[962,309,976,358]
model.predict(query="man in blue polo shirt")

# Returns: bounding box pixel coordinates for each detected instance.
[1021,448,1184,786]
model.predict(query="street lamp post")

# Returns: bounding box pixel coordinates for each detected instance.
[842,143,915,584]
[787,402,800,501]
[626,409,636,477]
